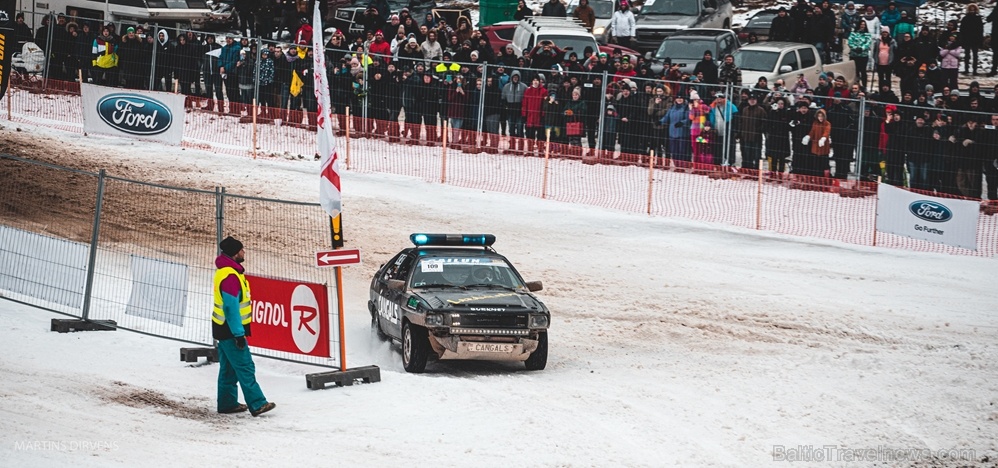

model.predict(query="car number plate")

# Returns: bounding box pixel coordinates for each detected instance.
[464,342,516,353]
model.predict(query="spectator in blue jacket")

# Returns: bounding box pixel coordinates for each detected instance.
[218,35,242,115]
[661,94,691,166]
[880,2,902,35]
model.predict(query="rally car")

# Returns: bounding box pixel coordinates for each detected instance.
[369,234,550,373]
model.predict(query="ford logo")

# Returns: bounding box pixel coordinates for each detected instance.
[96,94,172,135]
[909,200,952,223]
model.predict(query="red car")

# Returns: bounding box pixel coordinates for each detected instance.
[481,21,638,60]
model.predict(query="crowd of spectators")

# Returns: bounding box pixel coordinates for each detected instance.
[10,0,998,199]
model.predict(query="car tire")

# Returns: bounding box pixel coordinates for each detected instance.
[402,322,430,373]
[723,19,731,30]
[369,302,388,340]
[524,332,548,371]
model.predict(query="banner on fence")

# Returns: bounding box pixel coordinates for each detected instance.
[0,226,89,308]
[0,0,13,99]
[876,184,979,250]
[80,84,185,144]
[125,254,189,326]
[245,274,330,357]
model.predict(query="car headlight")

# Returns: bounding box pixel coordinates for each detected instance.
[425,314,444,327]
[593,26,605,36]
[529,314,549,328]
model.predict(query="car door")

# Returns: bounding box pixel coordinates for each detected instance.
[796,46,821,88]
[776,48,800,84]
[374,252,413,339]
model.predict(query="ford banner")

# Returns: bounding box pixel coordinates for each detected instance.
[876,184,980,251]
[244,274,331,358]
[80,84,185,144]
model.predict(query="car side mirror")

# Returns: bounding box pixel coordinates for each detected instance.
[525,281,543,292]
[779,65,792,73]
[387,279,406,291]
[703,7,716,15]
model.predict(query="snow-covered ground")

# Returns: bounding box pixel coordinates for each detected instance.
[1,122,997,467]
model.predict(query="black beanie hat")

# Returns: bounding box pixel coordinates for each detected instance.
[219,236,243,257]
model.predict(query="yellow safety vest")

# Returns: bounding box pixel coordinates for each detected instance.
[435,62,461,74]
[212,267,252,326]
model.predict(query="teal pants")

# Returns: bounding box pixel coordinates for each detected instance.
[217,338,268,412]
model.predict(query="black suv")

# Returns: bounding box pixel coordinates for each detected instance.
[649,28,739,74]
[369,234,550,373]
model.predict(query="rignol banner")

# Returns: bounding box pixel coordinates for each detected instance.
[0,0,13,99]
[244,274,331,358]
[80,83,185,144]
[876,184,980,251]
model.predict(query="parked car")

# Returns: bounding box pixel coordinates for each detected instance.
[566,0,616,43]
[734,9,778,42]
[733,42,856,88]
[498,18,639,61]
[632,0,734,53]
[481,21,519,56]
[648,28,739,74]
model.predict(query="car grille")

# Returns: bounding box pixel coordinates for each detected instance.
[457,313,528,328]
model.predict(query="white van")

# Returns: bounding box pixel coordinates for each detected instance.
[511,17,601,60]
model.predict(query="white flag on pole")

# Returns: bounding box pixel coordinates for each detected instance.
[313,2,342,218]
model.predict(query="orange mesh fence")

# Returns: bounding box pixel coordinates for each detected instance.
[6,80,997,257]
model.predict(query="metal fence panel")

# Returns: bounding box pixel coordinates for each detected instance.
[85,176,218,344]
[221,192,341,368]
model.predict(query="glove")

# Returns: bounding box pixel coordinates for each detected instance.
[674,121,684,128]
[235,336,246,350]
[771,103,779,110]
[789,120,796,128]
[802,135,811,145]
[818,137,826,147]
[963,139,973,147]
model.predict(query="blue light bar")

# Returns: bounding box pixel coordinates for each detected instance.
[409,233,496,247]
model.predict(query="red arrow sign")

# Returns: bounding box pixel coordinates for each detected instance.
[315,249,361,267]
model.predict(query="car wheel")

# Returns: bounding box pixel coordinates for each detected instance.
[369,301,388,340]
[402,322,430,373]
[524,332,548,371]
[723,19,731,30]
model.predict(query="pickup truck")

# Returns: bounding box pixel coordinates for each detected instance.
[733,42,856,89]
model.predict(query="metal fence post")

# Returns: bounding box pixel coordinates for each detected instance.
[853,97,866,180]
[253,39,262,110]
[42,13,54,90]
[149,27,160,91]
[216,187,225,251]
[477,63,487,137]
[724,82,733,167]
[595,71,608,153]
[80,169,107,321]
[362,60,368,122]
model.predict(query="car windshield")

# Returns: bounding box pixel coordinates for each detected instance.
[746,12,776,28]
[543,34,599,58]
[655,38,716,61]
[733,50,780,72]
[568,1,614,18]
[410,257,525,290]
[641,0,699,16]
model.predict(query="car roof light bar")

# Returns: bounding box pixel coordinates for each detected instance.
[410,233,497,247]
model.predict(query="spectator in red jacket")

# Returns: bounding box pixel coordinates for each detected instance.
[369,30,392,63]
[522,76,549,154]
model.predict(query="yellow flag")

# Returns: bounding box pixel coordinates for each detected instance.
[290,70,304,97]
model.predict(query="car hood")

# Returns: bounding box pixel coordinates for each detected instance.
[738,69,774,87]
[635,15,699,28]
[415,289,546,312]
